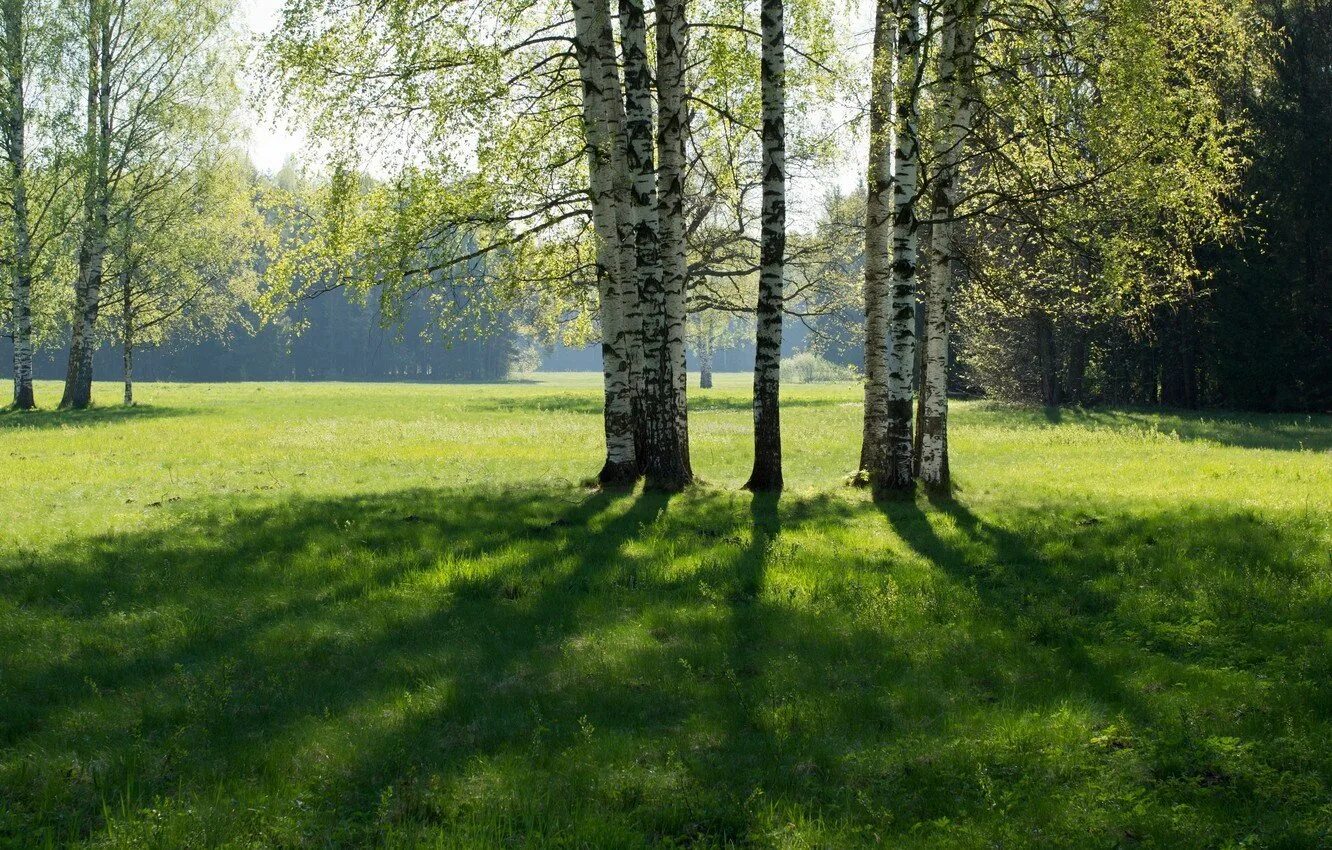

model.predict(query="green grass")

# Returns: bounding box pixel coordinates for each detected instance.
[2,374,1330,848]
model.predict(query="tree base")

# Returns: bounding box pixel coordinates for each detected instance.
[12,386,35,410]
[743,468,783,493]
[871,475,916,501]
[598,459,640,490]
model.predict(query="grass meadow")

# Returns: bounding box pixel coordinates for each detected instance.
[2,375,1330,847]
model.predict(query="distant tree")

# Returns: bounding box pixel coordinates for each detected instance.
[686,309,744,389]
[104,155,259,404]
[61,0,238,409]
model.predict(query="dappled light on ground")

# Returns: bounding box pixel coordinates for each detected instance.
[2,378,1329,846]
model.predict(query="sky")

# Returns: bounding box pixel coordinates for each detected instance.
[242,0,304,173]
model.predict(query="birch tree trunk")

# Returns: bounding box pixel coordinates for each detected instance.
[745,0,786,492]
[597,18,646,467]
[61,0,111,411]
[859,0,896,479]
[2,0,34,409]
[121,269,133,406]
[918,0,982,490]
[619,0,689,491]
[882,0,923,493]
[655,0,693,479]
[699,342,713,389]
[574,0,638,486]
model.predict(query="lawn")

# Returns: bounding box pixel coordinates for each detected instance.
[1,375,1330,848]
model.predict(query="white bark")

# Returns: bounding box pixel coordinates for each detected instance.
[573,0,637,484]
[918,0,983,489]
[596,18,645,463]
[3,0,34,409]
[860,0,896,481]
[62,0,112,410]
[655,0,693,477]
[746,0,786,491]
[884,0,923,491]
[619,0,688,490]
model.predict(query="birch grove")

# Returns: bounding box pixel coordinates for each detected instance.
[916,0,982,489]
[239,0,1263,494]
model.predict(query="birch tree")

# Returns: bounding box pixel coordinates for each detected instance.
[858,0,896,483]
[883,0,923,491]
[744,0,786,491]
[657,0,694,482]
[573,0,637,485]
[60,0,235,409]
[105,154,257,405]
[59,0,109,410]
[1,0,37,408]
[917,0,983,489]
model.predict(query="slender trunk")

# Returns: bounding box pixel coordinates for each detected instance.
[882,0,923,494]
[598,18,646,467]
[699,340,713,389]
[918,0,982,490]
[745,0,785,492]
[121,270,132,406]
[620,0,688,490]
[655,0,693,478]
[574,0,637,485]
[859,0,896,477]
[62,0,111,410]
[1065,327,1088,404]
[912,224,929,474]
[3,0,33,409]
[1036,312,1059,406]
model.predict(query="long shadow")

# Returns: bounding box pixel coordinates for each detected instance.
[876,490,1332,842]
[878,494,1151,723]
[4,486,1329,846]
[1,485,645,842]
[0,403,194,431]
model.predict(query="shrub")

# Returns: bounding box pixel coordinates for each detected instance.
[781,351,859,383]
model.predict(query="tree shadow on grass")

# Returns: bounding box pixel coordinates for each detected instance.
[877,490,1332,845]
[0,403,195,431]
[1,486,1329,846]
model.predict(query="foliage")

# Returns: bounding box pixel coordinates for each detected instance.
[956,0,1266,405]
[780,349,859,382]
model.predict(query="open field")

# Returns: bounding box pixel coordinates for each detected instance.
[2,375,1331,847]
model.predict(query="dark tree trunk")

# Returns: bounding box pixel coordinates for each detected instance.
[1065,329,1088,405]
[1036,312,1060,406]
[122,272,133,406]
